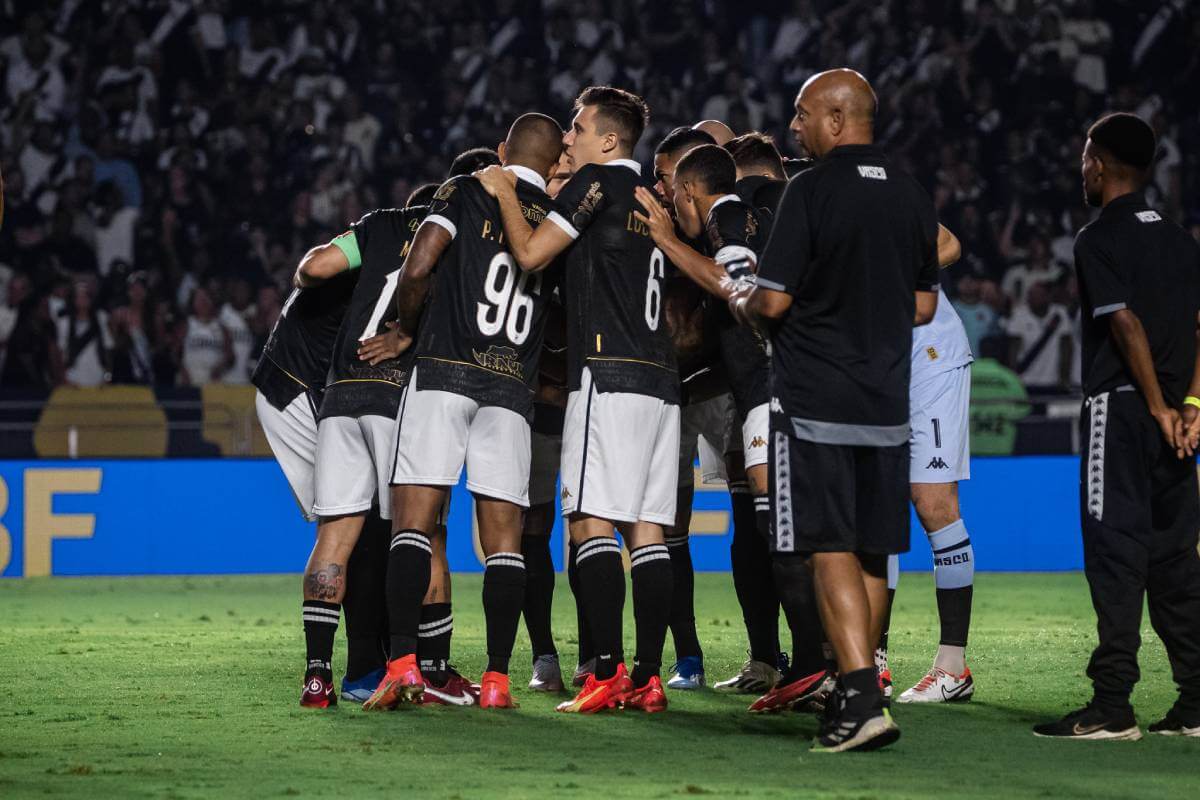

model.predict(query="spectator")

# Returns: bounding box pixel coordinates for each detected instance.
[219,277,256,384]
[951,275,999,357]
[180,287,232,386]
[1005,281,1074,395]
[56,280,112,387]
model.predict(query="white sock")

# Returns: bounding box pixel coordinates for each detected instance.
[934,644,966,675]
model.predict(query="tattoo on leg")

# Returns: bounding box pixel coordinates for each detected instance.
[305,563,344,600]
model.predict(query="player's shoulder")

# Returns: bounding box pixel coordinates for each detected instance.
[707,196,759,247]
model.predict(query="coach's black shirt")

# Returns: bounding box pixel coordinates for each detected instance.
[1075,192,1200,404]
[548,159,679,403]
[253,273,355,412]
[414,168,557,418]
[756,144,939,445]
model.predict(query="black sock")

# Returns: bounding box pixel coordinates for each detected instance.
[772,553,827,679]
[521,535,557,658]
[665,532,702,661]
[879,587,896,653]
[302,600,339,680]
[575,536,624,680]
[418,602,452,685]
[568,540,595,665]
[386,529,431,659]
[483,552,527,674]
[343,510,389,681]
[730,492,781,664]
[631,543,674,687]
[840,667,882,716]
[937,586,973,647]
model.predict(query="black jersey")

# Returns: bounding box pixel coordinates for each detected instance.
[548,160,679,403]
[756,144,939,445]
[703,194,770,418]
[319,206,428,420]
[252,272,356,411]
[735,175,787,238]
[413,169,558,418]
[1075,192,1200,403]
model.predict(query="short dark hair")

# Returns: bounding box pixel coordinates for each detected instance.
[654,126,716,160]
[674,144,736,196]
[1088,113,1157,171]
[448,147,500,177]
[574,86,650,152]
[725,132,785,179]
[406,182,439,207]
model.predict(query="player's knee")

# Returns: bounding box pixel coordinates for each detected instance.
[912,485,959,532]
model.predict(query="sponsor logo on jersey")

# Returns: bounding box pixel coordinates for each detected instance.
[926,456,950,470]
[572,182,604,230]
[857,165,888,180]
[1135,210,1162,223]
[473,345,523,379]
[749,436,767,449]
[926,346,939,361]
[521,201,547,225]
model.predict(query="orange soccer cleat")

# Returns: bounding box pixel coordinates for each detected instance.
[623,675,668,713]
[362,654,424,711]
[478,672,519,709]
[556,662,634,713]
[748,668,831,714]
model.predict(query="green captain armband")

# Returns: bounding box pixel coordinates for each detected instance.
[1185,396,1200,411]
[331,229,361,270]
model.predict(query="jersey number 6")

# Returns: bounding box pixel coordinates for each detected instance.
[645,247,665,331]
[477,252,542,346]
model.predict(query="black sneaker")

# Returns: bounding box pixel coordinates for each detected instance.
[1032,703,1141,741]
[1148,708,1200,737]
[812,706,901,753]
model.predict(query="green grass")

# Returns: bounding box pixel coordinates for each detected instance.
[0,573,1194,799]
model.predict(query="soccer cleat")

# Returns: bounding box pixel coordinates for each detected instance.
[478,671,518,709]
[362,654,423,711]
[529,654,565,693]
[624,675,668,713]
[572,658,596,688]
[1032,703,1142,741]
[556,662,633,713]
[874,647,892,699]
[748,669,830,714]
[713,656,781,695]
[340,667,386,704]
[300,673,337,708]
[896,666,974,704]
[795,673,837,714]
[1148,708,1200,737]
[812,707,901,753]
[666,656,705,690]
[419,667,478,706]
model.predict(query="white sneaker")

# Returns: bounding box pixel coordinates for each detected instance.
[528,654,564,692]
[713,657,781,695]
[896,666,974,704]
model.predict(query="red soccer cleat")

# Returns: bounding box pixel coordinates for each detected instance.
[478,672,518,709]
[748,669,830,714]
[624,675,668,713]
[418,667,479,706]
[300,673,337,708]
[556,662,634,714]
[362,654,424,711]
[879,668,893,699]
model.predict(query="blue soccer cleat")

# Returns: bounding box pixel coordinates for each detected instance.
[340,667,387,704]
[666,656,705,690]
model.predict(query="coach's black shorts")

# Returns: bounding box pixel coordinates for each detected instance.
[768,430,910,555]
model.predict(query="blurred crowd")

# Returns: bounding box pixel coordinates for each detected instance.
[1,0,1197,394]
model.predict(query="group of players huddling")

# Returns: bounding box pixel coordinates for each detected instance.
[253,74,978,753]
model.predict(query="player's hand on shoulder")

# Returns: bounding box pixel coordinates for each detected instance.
[474,165,516,198]
[632,186,675,245]
[357,321,411,365]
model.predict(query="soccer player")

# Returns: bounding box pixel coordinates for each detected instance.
[725,133,788,217]
[732,69,939,752]
[693,119,735,146]
[1035,113,1200,740]
[477,86,678,714]
[365,113,564,711]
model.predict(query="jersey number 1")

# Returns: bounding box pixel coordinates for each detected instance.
[359,269,401,341]
[477,253,541,346]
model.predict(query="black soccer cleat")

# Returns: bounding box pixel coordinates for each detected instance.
[1032,703,1141,741]
[1148,708,1200,737]
[812,707,901,753]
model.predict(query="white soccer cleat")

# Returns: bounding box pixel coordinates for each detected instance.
[896,666,974,704]
[713,657,781,695]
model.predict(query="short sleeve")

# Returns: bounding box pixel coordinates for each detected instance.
[755,177,810,294]
[425,178,467,239]
[548,165,608,239]
[331,211,374,270]
[1074,229,1128,318]
[915,191,939,292]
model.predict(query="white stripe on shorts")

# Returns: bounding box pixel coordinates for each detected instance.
[772,431,794,552]
[1086,392,1108,521]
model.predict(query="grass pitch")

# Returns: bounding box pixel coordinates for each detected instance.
[1,572,1195,799]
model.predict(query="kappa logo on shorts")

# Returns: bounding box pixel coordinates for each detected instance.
[926,457,950,470]
[769,397,784,413]
[749,436,767,449]
[560,486,573,501]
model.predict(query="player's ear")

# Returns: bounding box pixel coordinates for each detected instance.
[828,108,843,138]
[497,141,508,163]
[602,131,619,155]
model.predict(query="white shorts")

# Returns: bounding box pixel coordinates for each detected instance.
[256,391,318,522]
[314,414,396,519]
[390,369,531,506]
[910,364,971,484]
[678,393,734,488]
[529,430,562,507]
[560,367,680,525]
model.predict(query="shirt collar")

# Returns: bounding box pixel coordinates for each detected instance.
[609,158,642,175]
[1100,191,1146,217]
[706,194,740,224]
[826,143,883,158]
[503,164,546,191]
